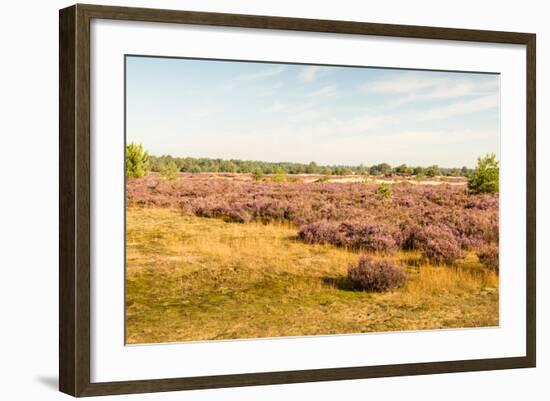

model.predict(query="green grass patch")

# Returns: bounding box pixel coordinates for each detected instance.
[126,207,498,344]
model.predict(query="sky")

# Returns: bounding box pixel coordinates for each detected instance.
[126,56,500,168]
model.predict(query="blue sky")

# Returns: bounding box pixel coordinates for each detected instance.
[126,56,499,168]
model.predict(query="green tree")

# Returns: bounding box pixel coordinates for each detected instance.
[425,165,441,177]
[468,153,499,194]
[394,164,412,175]
[126,142,149,178]
[333,166,353,176]
[220,160,237,173]
[190,165,202,174]
[252,168,264,181]
[449,168,461,177]
[305,161,318,174]
[271,167,287,182]
[461,166,472,178]
[413,166,425,177]
[369,163,392,175]
[159,160,179,180]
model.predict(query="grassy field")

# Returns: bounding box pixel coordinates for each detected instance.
[126,207,498,344]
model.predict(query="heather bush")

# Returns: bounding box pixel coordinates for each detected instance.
[421,234,464,265]
[465,195,499,210]
[250,198,291,222]
[477,243,499,273]
[298,221,338,244]
[336,221,397,252]
[406,224,463,265]
[126,174,499,260]
[446,212,498,249]
[347,256,406,292]
[299,221,397,253]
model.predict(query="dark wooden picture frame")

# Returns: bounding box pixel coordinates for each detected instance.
[59,3,536,397]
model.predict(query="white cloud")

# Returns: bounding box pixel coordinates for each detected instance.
[416,94,499,122]
[131,59,500,167]
[426,80,497,99]
[253,81,284,98]
[364,129,498,147]
[306,84,338,98]
[362,73,499,106]
[363,74,445,94]
[299,66,321,83]
[235,66,285,82]
[311,114,390,138]
[225,66,286,90]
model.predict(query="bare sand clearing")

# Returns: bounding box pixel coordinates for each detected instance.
[176,172,468,186]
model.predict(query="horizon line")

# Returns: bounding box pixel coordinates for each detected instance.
[143,151,494,170]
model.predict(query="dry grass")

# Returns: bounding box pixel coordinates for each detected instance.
[126,207,498,344]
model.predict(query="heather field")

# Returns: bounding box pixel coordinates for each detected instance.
[125,173,499,344]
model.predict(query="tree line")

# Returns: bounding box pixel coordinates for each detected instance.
[127,143,475,179]
[126,143,498,193]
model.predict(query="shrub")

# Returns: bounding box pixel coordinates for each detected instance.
[298,221,338,244]
[126,174,499,262]
[413,166,425,178]
[465,194,499,210]
[448,211,498,249]
[251,198,291,222]
[374,182,392,198]
[421,235,463,265]
[298,220,397,253]
[336,221,397,253]
[271,167,287,182]
[425,165,441,177]
[347,256,406,292]
[126,143,149,178]
[468,153,499,194]
[225,207,252,223]
[406,225,463,265]
[477,243,499,273]
[159,161,179,181]
[252,169,264,181]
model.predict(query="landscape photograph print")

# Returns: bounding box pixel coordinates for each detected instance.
[125,56,500,345]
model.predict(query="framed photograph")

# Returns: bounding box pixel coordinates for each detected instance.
[59,4,536,397]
